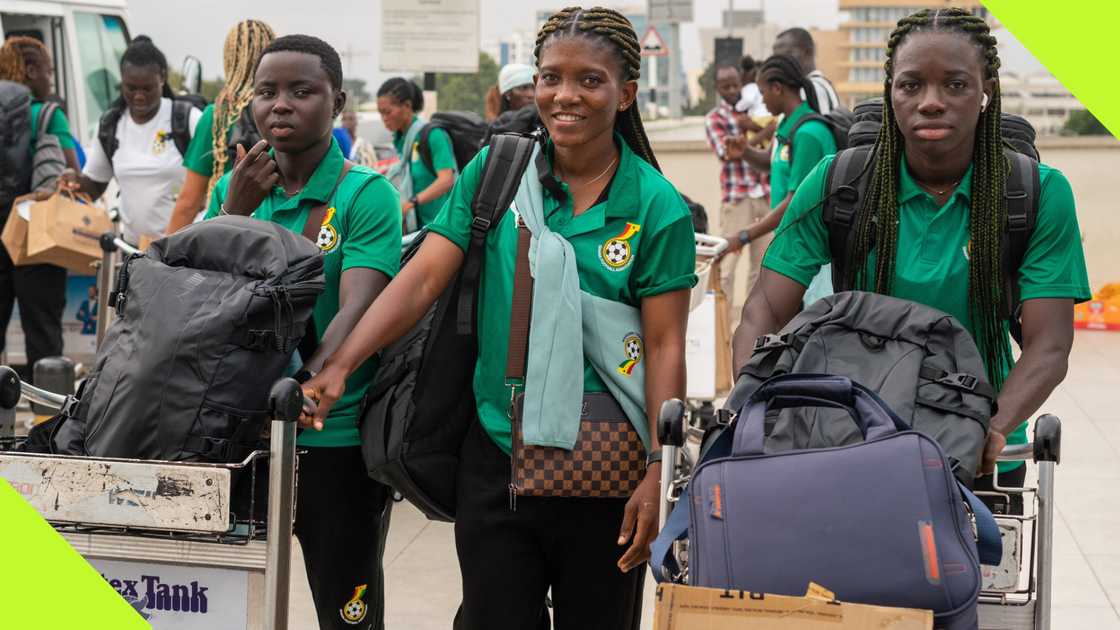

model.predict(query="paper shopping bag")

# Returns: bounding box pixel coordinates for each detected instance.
[25,190,112,273]
[2,193,54,266]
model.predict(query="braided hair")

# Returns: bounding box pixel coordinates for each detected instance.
[120,35,174,99]
[851,8,1007,386]
[757,54,820,114]
[376,77,423,112]
[208,19,275,198]
[0,36,47,84]
[533,6,660,171]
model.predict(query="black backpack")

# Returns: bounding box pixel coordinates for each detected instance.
[0,80,33,220]
[98,96,197,161]
[481,105,542,147]
[822,99,1042,342]
[52,216,325,462]
[360,133,537,521]
[226,106,263,165]
[418,111,488,171]
[785,106,855,162]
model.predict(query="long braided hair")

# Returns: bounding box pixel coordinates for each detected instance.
[757,54,820,114]
[208,19,275,198]
[851,8,1007,385]
[533,7,660,171]
[0,36,47,84]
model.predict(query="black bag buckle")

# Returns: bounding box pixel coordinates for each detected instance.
[244,330,271,352]
[938,372,978,392]
[754,334,790,352]
[1006,210,1029,231]
[470,216,492,237]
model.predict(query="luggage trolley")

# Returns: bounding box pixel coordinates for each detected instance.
[655,401,1063,630]
[0,367,309,630]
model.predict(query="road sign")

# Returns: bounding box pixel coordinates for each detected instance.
[649,0,693,23]
[380,0,480,73]
[640,26,669,57]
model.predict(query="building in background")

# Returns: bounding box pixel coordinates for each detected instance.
[481,29,536,66]
[835,1,990,106]
[1001,71,1083,136]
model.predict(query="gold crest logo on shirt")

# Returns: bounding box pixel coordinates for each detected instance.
[152,130,171,155]
[600,222,641,271]
[316,207,339,253]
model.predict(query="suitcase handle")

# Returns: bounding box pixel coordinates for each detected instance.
[733,374,906,456]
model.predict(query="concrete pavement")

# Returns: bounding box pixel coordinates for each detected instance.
[286,330,1120,628]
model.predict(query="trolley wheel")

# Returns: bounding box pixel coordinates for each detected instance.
[659,398,687,446]
[0,366,19,410]
[269,377,303,423]
[1034,414,1061,464]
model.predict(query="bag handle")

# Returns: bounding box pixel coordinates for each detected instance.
[301,161,353,241]
[505,218,533,381]
[732,374,906,456]
[56,184,96,207]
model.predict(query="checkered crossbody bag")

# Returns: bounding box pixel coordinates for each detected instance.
[506,218,646,502]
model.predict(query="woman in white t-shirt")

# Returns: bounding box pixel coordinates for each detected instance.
[60,37,201,244]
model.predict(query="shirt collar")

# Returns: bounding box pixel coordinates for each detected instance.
[776,101,815,141]
[897,156,974,205]
[542,133,642,220]
[271,137,344,211]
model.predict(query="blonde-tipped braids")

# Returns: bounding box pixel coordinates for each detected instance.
[207,19,275,198]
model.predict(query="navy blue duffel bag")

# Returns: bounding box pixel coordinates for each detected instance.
[652,375,1001,630]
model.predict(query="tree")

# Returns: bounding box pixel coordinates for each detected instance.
[685,61,718,116]
[1062,109,1112,136]
[342,78,371,107]
[434,52,500,115]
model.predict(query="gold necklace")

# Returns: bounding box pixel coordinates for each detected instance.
[558,155,618,187]
[914,177,962,196]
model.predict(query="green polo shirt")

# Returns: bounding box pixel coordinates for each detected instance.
[427,138,697,453]
[205,138,402,447]
[393,116,456,227]
[30,101,77,151]
[763,154,1091,470]
[770,101,835,208]
[183,104,221,176]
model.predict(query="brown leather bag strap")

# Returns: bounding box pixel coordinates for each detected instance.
[505,218,534,381]
[301,160,354,241]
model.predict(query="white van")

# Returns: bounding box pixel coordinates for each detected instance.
[1,1,132,368]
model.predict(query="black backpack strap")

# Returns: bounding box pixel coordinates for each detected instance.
[1002,149,1040,346]
[456,133,537,335]
[821,145,875,291]
[97,99,125,162]
[170,98,194,156]
[784,113,827,164]
[417,122,436,174]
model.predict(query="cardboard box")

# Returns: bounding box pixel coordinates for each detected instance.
[653,583,932,630]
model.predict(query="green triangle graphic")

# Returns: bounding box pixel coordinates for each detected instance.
[0,480,148,628]
[983,0,1120,137]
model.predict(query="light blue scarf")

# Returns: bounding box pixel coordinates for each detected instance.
[513,146,650,451]
[387,117,426,232]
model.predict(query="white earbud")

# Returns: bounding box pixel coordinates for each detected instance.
[981,93,989,112]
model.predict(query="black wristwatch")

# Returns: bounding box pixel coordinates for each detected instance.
[293,368,317,384]
[738,229,751,247]
[646,448,664,467]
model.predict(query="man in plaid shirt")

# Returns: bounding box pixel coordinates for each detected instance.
[705,64,771,316]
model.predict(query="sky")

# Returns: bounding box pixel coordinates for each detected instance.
[127,0,1042,95]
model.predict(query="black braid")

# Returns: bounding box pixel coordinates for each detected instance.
[852,7,1008,387]
[758,54,820,114]
[533,6,661,171]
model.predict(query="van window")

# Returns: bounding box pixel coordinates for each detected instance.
[73,12,128,132]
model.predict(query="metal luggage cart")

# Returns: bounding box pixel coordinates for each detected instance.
[656,401,1062,630]
[0,366,307,630]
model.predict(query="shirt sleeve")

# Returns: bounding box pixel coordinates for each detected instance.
[1018,166,1092,302]
[631,184,698,299]
[82,124,113,183]
[425,146,488,252]
[761,156,834,287]
[47,108,77,150]
[788,122,834,192]
[183,104,216,177]
[704,113,726,158]
[340,174,403,278]
[428,127,457,173]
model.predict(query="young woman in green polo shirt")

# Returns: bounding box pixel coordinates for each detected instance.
[205,35,401,630]
[732,9,1090,497]
[306,8,695,629]
[376,78,457,230]
[165,19,275,234]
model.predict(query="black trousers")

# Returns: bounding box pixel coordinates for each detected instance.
[294,446,393,630]
[0,249,66,380]
[974,462,1027,516]
[453,419,645,630]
